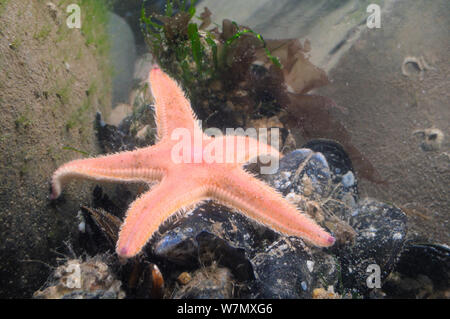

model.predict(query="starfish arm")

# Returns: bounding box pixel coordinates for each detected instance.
[211,135,282,164]
[149,67,200,140]
[116,178,208,258]
[208,168,335,247]
[50,147,166,199]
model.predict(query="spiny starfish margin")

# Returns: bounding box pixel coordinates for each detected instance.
[50,67,335,258]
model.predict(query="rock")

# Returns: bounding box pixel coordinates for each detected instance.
[108,12,136,106]
[95,112,137,153]
[89,116,410,299]
[382,272,435,299]
[250,237,314,298]
[133,53,154,83]
[395,243,450,288]
[260,143,358,244]
[413,128,445,152]
[331,199,408,295]
[300,139,359,204]
[261,148,333,198]
[312,286,349,299]
[153,204,259,282]
[151,147,359,298]
[302,139,355,177]
[177,272,192,285]
[382,243,450,298]
[33,255,125,299]
[148,146,407,298]
[0,0,112,298]
[173,264,234,299]
[153,204,338,298]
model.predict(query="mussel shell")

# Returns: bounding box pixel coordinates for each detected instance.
[395,242,450,289]
[302,139,354,177]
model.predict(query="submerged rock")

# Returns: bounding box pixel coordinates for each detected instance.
[382,243,450,298]
[33,255,125,299]
[262,148,333,198]
[149,143,407,298]
[250,238,322,298]
[153,205,339,298]
[331,199,408,295]
[153,204,261,283]
[395,243,449,287]
[89,117,409,298]
[0,0,112,298]
[173,264,234,299]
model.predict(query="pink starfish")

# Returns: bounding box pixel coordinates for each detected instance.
[50,67,334,258]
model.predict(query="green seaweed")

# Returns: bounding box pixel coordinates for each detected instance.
[15,105,33,129]
[0,0,9,17]
[15,114,31,129]
[225,21,281,68]
[62,146,90,156]
[187,23,202,71]
[52,77,74,105]
[165,0,173,16]
[140,0,280,89]
[33,25,52,42]
[204,35,218,69]
[140,0,292,129]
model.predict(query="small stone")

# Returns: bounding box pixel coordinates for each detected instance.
[341,171,355,187]
[177,272,192,285]
[301,281,308,291]
[33,255,124,299]
[312,287,340,299]
[306,260,315,272]
[173,264,234,299]
[251,238,314,298]
[413,128,444,152]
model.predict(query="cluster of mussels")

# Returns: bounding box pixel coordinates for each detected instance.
[36,110,443,300]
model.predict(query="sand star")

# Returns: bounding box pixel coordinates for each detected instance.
[50,67,335,258]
